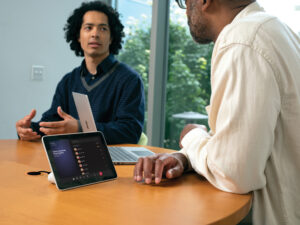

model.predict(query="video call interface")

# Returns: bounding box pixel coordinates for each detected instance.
[48,135,115,183]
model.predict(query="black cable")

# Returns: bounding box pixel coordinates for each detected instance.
[27,170,50,176]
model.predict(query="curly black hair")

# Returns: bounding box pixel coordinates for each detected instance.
[64,1,124,56]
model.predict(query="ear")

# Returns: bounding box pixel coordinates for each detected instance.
[202,0,212,11]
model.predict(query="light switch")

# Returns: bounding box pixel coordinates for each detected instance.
[31,65,44,81]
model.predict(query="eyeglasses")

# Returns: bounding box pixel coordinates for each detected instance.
[175,0,186,9]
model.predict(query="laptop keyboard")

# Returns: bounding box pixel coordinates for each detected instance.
[108,147,137,161]
[130,150,154,157]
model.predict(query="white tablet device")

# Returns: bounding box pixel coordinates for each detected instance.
[42,132,117,190]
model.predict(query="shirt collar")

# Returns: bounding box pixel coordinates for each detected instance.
[81,54,117,77]
[231,2,265,23]
[214,2,264,45]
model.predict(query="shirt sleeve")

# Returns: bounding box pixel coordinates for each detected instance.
[179,44,280,194]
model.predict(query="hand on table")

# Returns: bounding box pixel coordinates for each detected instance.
[134,153,188,184]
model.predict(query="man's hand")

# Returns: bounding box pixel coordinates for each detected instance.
[179,124,207,148]
[39,106,79,135]
[134,153,188,184]
[16,109,41,141]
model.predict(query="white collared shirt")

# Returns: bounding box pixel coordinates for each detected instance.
[179,2,300,224]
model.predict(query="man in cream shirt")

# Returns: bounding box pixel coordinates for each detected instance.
[134,0,300,224]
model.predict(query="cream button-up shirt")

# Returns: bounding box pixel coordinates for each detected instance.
[179,2,300,225]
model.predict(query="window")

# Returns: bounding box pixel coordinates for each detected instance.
[163,0,299,150]
[116,0,153,133]
[164,2,212,150]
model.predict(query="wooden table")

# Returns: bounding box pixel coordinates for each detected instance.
[0,139,252,225]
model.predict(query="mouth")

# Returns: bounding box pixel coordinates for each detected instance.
[88,42,101,48]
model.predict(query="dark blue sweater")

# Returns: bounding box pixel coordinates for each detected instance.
[31,55,145,144]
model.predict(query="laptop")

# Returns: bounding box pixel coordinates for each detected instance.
[72,92,154,164]
[42,132,117,190]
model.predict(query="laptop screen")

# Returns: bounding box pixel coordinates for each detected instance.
[72,92,97,132]
[42,132,117,190]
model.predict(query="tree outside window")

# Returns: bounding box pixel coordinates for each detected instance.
[119,2,213,150]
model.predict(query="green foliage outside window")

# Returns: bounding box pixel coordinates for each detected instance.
[118,21,213,150]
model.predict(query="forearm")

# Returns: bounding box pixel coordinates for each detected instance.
[179,127,211,172]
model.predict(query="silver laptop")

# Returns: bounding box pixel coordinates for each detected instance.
[72,92,154,164]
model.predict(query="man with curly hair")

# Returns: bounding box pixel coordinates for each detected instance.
[16,1,145,144]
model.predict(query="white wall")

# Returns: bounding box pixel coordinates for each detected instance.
[0,0,85,139]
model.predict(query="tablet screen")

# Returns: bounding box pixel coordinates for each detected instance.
[42,132,117,190]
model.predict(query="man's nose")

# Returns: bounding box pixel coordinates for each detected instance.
[91,28,100,38]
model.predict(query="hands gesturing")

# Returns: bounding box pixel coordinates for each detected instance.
[16,109,41,141]
[39,106,79,135]
[16,106,79,141]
